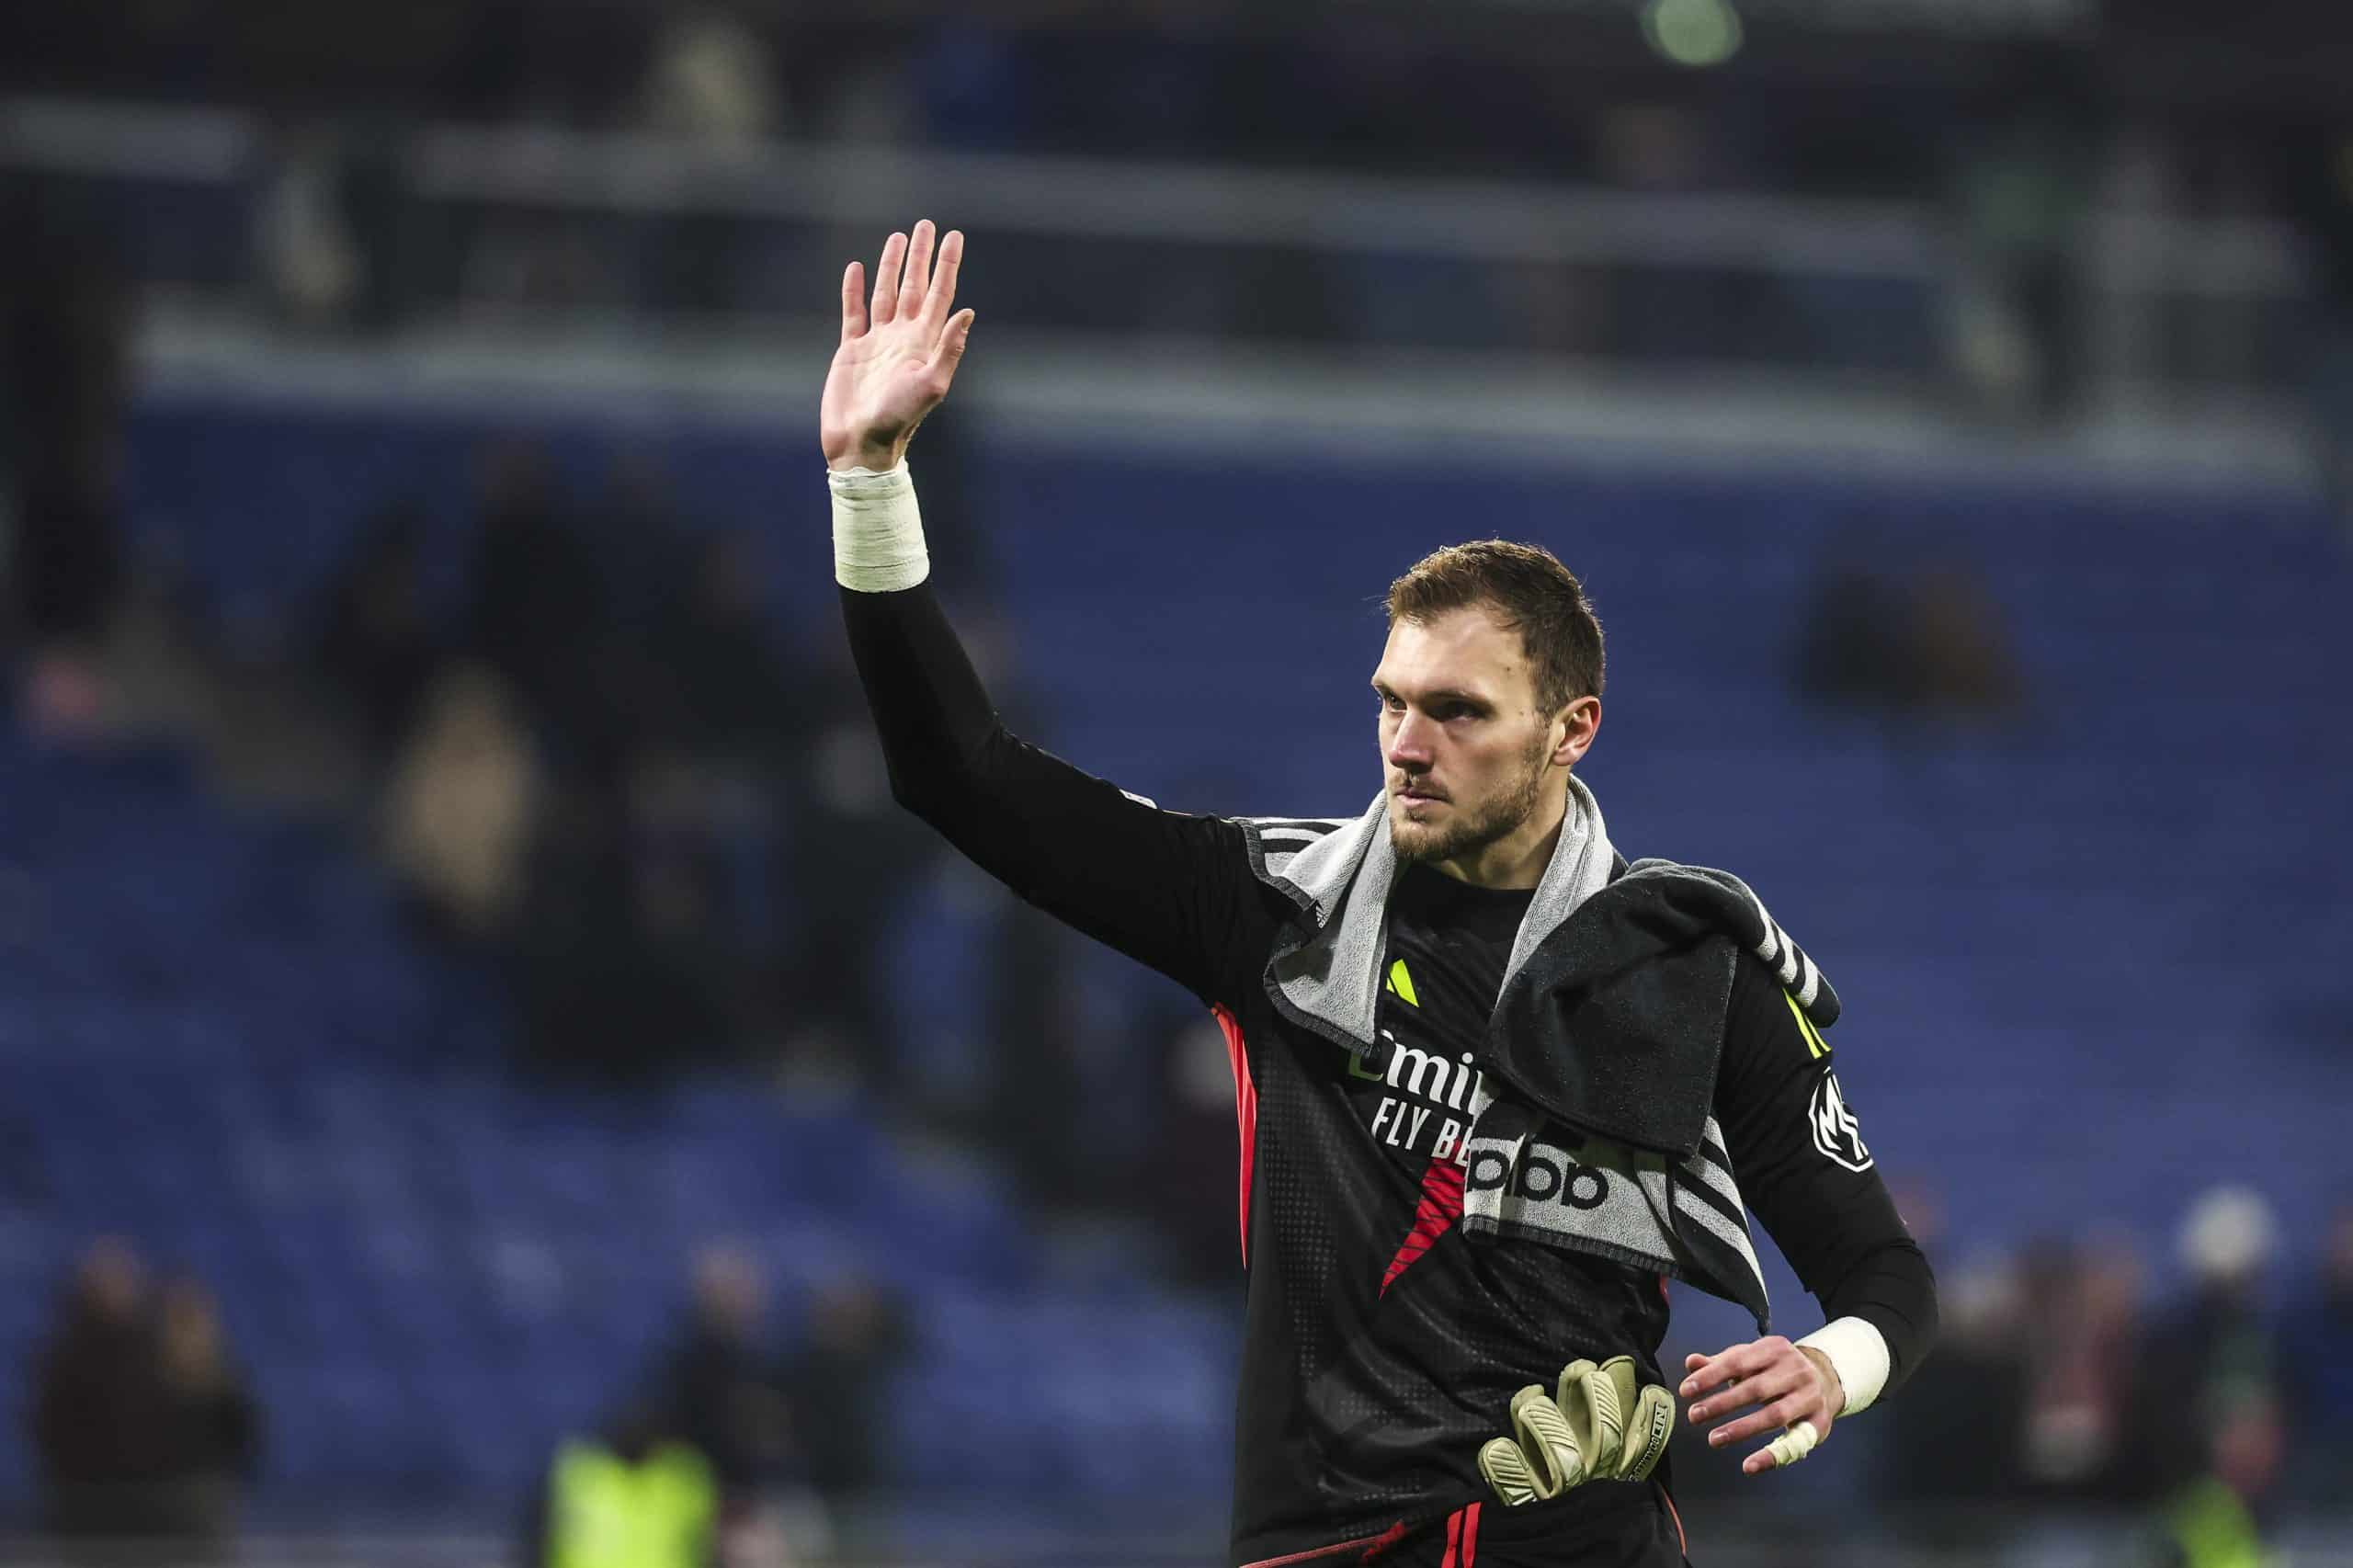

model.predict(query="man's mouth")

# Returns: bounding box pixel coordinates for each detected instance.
[1395,783,1447,802]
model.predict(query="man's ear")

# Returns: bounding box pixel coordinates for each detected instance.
[1552,697,1601,767]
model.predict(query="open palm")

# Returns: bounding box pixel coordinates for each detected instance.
[821,220,975,472]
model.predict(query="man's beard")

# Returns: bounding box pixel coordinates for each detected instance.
[1390,731,1554,866]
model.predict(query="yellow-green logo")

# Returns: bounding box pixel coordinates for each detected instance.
[1384,959,1419,1007]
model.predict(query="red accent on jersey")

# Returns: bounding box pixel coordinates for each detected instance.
[1215,1005,1256,1268]
[1458,1502,1481,1567]
[1379,1153,1467,1296]
[1438,1508,1462,1568]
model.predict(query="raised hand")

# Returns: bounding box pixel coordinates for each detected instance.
[821,220,975,473]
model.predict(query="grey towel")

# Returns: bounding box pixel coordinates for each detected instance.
[1242,774,1618,1056]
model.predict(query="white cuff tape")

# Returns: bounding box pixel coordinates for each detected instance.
[1797,1316,1891,1416]
[830,460,928,593]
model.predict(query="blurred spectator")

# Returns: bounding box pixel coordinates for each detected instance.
[464,443,636,780]
[1795,554,1911,712]
[780,667,939,1085]
[453,449,801,1072]
[636,5,781,313]
[1140,1011,1252,1287]
[382,664,544,941]
[640,6,780,144]
[2151,1392,2289,1568]
[653,1246,794,1501]
[977,881,1085,1210]
[149,1278,263,1559]
[2281,1201,2353,1511]
[1949,45,2095,423]
[2018,1237,2148,1502]
[29,1239,157,1545]
[28,1244,259,1561]
[506,775,733,1074]
[579,452,687,648]
[3,208,132,742]
[529,1403,719,1568]
[1904,563,2027,722]
[2170,1187,2282,1400]
[779,1274,910,1506]
[1869,1203,2029,1517]
[255,126,361,328]
[1796,549,2026,728]
[645,529,795,770]
[320,498,446,760]
[2136,1187,2282,1496]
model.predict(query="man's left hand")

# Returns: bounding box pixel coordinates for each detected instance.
[1679,1336,1846,1475]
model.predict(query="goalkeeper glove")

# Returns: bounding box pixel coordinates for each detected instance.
[1477,1356,1677,1506]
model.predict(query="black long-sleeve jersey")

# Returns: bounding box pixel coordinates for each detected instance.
[843,582,1937,1568]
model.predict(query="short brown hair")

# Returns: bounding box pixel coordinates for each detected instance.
[1385,540,1605,712]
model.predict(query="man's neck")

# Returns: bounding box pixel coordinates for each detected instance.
[1430,775,1570,892]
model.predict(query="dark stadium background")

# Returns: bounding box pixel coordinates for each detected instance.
[1,2,2348,1564]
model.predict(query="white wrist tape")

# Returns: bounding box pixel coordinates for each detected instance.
[830,460,928,593]
[1798,1316,1891,1415]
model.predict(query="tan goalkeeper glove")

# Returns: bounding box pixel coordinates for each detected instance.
[1477,1357,1677,1506]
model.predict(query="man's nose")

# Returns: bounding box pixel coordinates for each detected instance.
[1388,712,1435,766]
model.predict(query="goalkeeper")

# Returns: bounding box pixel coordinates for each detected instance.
[821,223,1938,1567]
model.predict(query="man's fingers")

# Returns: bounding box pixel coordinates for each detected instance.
[870,231,908,324]
[1707,1392,1815,1448]
[1687,1362,1802,1423]
[923,229,965,324]
[900,219,936,319]
[1679,1344,1761,1399]
[926,308,975,381]
[840,261,868,342]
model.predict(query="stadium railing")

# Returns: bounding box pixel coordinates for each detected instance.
[0,93,2312,393]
